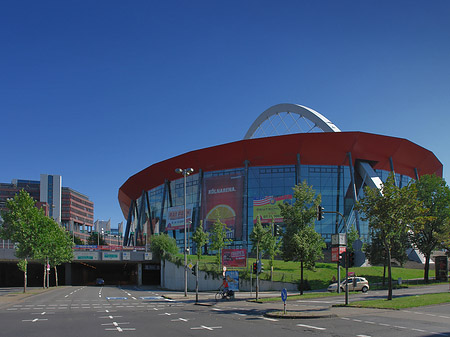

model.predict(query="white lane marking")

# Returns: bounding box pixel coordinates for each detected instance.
[357,335,372,337]
[262,317,279,322]
[22,319,48,323]
[191,326,222,331]
[159,312,177,316]
[132,297,137,300]
[102,322,130,326]
[297,324,326,330]
[411,328,427,332]
[297,300,336,304]
[171,318,189,322]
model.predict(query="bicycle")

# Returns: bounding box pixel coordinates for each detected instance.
[215,289,234,301]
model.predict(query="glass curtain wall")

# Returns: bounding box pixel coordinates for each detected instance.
[131,164,412,250]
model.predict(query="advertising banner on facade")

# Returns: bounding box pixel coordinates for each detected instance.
[222,248,247,267]
[202,174,244,239]
[166,204,194,231]
[253,195,292,223]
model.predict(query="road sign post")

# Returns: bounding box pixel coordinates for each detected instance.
[281,288,287,314]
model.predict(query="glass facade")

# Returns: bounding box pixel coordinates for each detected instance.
[127,162,413,253]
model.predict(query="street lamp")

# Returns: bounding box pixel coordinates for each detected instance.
[175,167,194,297]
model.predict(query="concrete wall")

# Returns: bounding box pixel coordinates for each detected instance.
[161,260,298,292]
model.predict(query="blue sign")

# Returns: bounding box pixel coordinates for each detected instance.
[281,288,287,302]
[225,270,239,292]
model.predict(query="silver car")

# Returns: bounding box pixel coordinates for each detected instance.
[327,277,369,293]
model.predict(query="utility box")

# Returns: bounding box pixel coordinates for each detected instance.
[435,256,448,281]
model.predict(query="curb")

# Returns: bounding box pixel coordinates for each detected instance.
[265,310,337,319]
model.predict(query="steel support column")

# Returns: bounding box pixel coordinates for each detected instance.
[243,160,250,245]
[347,152,361,233]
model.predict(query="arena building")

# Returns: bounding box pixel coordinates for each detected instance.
[118,104,442,252]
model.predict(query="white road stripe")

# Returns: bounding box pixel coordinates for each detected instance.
[262,317,278,322]
[297,324,326,330]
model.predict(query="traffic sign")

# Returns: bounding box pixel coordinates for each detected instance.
[281,288,287,302]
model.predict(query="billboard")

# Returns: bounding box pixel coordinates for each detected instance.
[225,270,239,292]
[222,248,247,267]
[166,204,194,231]
[253,195,292,223]
[202,174,243,239]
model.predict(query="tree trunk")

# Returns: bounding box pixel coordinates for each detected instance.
[43,264,46,289]
[54,266,58,287]
[270,263,273,282]
[387,247,393,300]
[300,261,304,295]
[23,258,27,293]
[424,254,430,283]
[256,245,259,301]
[383,260,386,286]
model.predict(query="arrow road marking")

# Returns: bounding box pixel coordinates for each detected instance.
[191,326,222,331]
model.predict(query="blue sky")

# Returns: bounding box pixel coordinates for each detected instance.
[2,1,450,229]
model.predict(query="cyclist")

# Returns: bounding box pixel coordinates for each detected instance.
[222,277,234,298]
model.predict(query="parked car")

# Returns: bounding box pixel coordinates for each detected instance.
[327,277,369,293]
[95,278,105,286]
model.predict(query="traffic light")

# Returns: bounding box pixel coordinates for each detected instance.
[348,252,355,267]
[257,261,264,274]
[339,252,346,268]
[274,224,282,236]
[317,205,324,221]
[253,262,257,274]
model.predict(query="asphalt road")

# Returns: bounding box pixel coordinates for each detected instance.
[0,285,449,337]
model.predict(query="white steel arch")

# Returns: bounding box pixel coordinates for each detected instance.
[244,103,341,139]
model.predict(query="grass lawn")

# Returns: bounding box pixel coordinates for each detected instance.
[184,254,428,290]
[345,292,450,309]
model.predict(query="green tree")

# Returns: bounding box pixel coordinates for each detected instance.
[192,221,209,261]
[149,233,179,260]
[411,174,450,282]
[209,218,231,270]
[0,190,44,292]
[88,232,107,245]
[346,224,360,253]
[47,222,73,286]
[250,216,266,259]
[261,218,282,282]
[365,228,409,285]
[279,181,325,295]
[17,259,28,292]
[73,236,84,245]
[357,173,425,300]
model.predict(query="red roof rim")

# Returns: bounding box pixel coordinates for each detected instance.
[118,131,442,218]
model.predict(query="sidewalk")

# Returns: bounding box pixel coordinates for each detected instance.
[159,290,345,318]
[0,287,56,309]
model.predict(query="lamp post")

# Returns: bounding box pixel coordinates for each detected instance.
[175,167,194,297]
